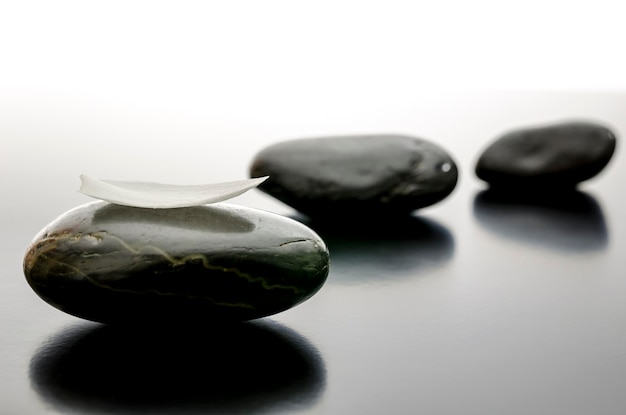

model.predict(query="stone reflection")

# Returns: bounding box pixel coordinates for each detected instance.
[298,215,455,283]
[473,189,608,252]
[30,320,325,414]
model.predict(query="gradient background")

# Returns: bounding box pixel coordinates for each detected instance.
[2,2,625,414]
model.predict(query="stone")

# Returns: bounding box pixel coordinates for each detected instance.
[23,202,330,324]
[249,134,458,217]
[475,121,617,189]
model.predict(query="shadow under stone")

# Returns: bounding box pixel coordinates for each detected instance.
[30,320,325,414]
[473,188,608,252]
[296,215,455,284]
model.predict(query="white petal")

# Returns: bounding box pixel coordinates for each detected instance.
[78,174,268,208]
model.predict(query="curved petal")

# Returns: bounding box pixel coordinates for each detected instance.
[78,174,268,208]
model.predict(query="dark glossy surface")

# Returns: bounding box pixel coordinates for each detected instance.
[476,121,617,188]
[30,320,325,414]
[3,91,626,415]
[250,135,458,217]
[474,189,608,252]
[24,202,329,324]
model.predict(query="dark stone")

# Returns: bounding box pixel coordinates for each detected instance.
[249,134,458,218]
[23,202,330,324]
[475,121,617,189]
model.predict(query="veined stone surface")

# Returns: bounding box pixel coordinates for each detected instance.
[23,202,329,324]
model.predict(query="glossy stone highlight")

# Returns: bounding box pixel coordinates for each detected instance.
[475,121,617,189]
[250,134,458,218]
[23,202,330,324]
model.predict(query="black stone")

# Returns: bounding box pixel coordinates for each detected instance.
[475,121,617,189]
[23,202,330,324]
[249,134,458,217]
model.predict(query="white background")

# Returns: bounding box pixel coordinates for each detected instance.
[2,0,625,103]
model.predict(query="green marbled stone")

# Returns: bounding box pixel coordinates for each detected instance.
[23,202,330,324]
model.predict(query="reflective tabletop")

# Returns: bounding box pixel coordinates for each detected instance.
[2,90,625,414]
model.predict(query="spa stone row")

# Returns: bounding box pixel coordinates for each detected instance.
[23,120,617,324]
